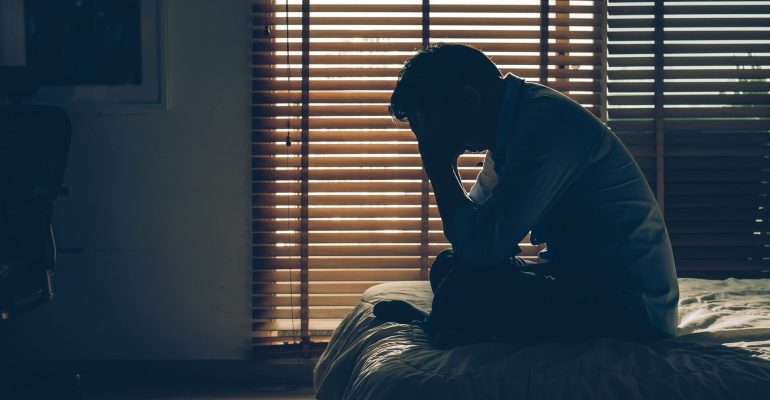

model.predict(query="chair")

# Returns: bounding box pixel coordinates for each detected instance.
[0,66,79,399]
[0,66,70,319]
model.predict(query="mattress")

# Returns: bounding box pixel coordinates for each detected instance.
[314,278,770,400]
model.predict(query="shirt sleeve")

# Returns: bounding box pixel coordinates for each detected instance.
[444,100,597,266]
[468,151,498,205]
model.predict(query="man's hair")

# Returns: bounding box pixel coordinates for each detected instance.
[388,43,502,122]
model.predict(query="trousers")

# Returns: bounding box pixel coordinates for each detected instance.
[424,249,668,348]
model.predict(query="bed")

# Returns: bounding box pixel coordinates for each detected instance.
[314,278,770,399]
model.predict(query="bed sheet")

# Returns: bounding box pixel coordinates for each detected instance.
[314,278,770,400]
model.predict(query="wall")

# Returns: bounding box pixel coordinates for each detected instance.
[0,0,25,65]
[0,0,255,360]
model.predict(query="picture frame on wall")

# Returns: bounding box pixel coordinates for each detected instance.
[0,0,167,111]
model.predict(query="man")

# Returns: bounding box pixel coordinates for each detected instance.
[373,43,679,348]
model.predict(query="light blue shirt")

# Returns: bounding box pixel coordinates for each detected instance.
[449,74,680,336]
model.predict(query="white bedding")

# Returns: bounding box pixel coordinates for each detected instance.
[314,278,770,400]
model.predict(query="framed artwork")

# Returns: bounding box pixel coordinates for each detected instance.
[0,0,166,109]
[25,0,144,87]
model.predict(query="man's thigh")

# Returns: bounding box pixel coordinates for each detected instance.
[429,249,459,293]
[429,262,666,345]
[429,248,535,293]
[430,264,578,341]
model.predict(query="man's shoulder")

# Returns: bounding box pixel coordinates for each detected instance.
[496,82,613,171]
[521,81,593,118]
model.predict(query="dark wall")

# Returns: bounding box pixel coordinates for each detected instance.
[0,0,255,360]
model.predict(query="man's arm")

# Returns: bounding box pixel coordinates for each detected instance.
[422,158,474,240]
[442,104,598,266]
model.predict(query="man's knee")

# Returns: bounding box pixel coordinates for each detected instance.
[434,248,455,265]
[429,248,457,292]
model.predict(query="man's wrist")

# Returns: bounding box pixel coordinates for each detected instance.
[424,156,472,245]
[417,139,463,170]
[423,159,454,184]
[424,160,466,203]
[421,152,456,177]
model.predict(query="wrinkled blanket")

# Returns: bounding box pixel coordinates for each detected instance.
[314,278,770,399]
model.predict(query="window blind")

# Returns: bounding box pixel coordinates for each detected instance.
[251,0,608,350]
[607,0,770,277]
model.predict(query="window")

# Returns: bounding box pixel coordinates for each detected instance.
[252,0,769,352]
[607,0,770,276]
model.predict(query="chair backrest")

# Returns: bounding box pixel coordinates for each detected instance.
[0,66,70,319]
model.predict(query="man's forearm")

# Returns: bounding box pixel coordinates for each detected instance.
[424,160,474,238]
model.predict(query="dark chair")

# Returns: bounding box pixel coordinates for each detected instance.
[0,66,79,399]
[0,66,70,319]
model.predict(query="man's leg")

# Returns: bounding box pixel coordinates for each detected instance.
[427,263,566,347]
[372,248,458,324]
[375,252,668,346]
[428,260,669,347]
[430,248,460,292]
[374,249,552,342]
[372,300,427,324]
[430,249,537,291]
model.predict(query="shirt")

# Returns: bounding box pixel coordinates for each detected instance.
[451,74,680,336]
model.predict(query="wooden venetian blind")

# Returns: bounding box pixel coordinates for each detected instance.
[607,0,770,276]
[251,0,607,349]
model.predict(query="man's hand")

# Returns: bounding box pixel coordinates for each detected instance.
[407,110,465,172]
[418,136,464,169]
[414,129,465,179]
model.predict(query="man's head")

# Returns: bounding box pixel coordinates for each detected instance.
[389,43,504,153]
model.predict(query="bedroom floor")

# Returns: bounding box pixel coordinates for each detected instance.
[81,385,315,399]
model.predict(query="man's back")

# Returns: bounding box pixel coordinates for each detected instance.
[477,77,679,336]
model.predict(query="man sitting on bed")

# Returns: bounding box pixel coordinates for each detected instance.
[373,43,680,348]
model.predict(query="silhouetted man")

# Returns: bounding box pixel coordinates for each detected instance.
[373,43,679,348]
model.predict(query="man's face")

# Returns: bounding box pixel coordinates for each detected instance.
[408,97,494,154]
